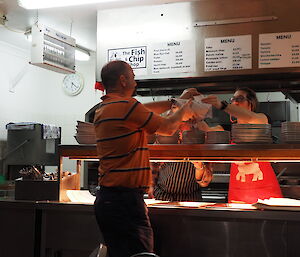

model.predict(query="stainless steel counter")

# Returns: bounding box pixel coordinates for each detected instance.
[1,200,300,257]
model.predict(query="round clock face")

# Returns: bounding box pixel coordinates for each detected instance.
[62,73,84,96]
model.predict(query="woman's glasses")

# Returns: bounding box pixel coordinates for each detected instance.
[230,95,248,103]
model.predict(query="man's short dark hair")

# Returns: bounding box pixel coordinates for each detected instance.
[101,60,129,91]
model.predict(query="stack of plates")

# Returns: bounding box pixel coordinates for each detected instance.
[182,129,205,144]
[231,124,272,144]
[205,131,230,144]
[156,131,179,144]
[75,121,97,144]
[281,122,300,143]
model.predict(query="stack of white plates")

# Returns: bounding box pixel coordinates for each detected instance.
[75,121,97,144]
[231,124,272,144]
[205,131,230,144]
[281,122,300,143]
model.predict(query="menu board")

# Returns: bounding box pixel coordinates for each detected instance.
[151,40,196,74]
[205,35,252,72]
[259,31,300,68]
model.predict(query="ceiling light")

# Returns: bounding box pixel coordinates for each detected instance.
[18,0,117,9]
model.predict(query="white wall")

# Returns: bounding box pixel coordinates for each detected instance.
[0,29,103,176]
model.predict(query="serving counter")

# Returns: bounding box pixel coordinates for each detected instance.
[58,143,300,201]
[1,199,300,257]
[2,144,300,257]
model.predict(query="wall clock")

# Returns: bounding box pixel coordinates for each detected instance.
[62,73,84,96]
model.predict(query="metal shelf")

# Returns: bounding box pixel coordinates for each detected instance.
[59,144,300,162]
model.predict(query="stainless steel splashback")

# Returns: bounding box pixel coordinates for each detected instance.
[96,0,300,83]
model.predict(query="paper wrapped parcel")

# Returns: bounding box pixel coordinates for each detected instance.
[172,95,212,120]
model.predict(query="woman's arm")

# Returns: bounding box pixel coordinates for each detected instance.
[193,162,213,187]
[222,103,267,124]
[196,120,224,132]
[201,95,268,124]
[148,162,161,199]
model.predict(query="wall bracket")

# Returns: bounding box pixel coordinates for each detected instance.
[194,16,278,27]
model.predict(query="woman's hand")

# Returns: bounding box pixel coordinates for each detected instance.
[201,95,222,109]
[147,186,155,199]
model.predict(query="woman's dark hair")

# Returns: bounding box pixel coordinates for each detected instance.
[235,87,258,111]
[100,60,129,91]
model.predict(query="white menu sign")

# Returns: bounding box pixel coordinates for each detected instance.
[259,32,300,68]
[205,35,252,71]
[151,40,196,74]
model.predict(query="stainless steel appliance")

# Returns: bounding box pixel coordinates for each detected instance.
[3,123,61,200]
[96,0,300,100]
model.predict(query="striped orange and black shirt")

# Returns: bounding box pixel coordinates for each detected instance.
[94,93,163,189]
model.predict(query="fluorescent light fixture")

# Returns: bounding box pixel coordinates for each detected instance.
[18,0,117,9]
[75,46,90,61]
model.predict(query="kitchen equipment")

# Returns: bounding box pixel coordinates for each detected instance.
[15,179,59,201]
[30,23,76,74]
[4,123,61,180]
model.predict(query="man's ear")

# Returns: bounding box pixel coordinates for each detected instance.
[119,74,127,87]
[249,102,253,111]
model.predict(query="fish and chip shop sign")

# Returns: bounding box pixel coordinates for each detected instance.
[108,46,147,69]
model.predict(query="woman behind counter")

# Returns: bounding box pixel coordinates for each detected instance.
[202,87,283,203]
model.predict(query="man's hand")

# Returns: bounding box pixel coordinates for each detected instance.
[201,95,222,109]
[179,88,201,99]
[180,99,194,121]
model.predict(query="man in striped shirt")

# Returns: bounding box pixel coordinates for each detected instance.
[94,60,196,257]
